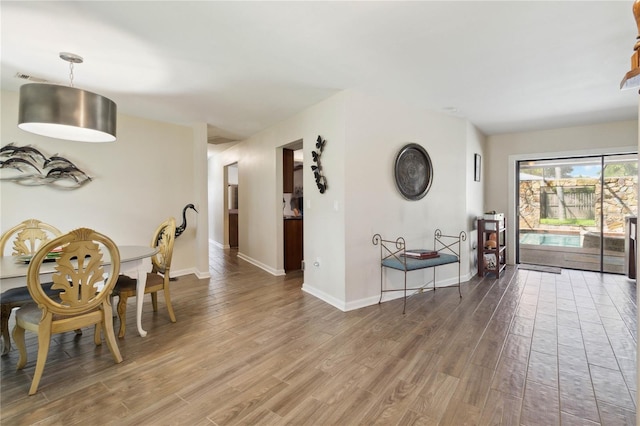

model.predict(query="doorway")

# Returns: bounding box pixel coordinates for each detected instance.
[517,153,638,273]
[282,140,304,272]
[226,163,238,249]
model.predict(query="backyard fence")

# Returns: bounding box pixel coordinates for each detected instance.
[519,176,637,232]
[540,186,595,220]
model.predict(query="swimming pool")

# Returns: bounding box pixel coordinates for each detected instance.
[519,233,581,247]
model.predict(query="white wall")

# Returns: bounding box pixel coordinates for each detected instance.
[191,122,210,277]
[466,122,486,273]
[343,91,480,309]
[209,90,484,310]
[1,90,210,279]
[486,120,638,263]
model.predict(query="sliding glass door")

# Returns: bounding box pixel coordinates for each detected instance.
[602,154,638,273]
[517,154,637,273]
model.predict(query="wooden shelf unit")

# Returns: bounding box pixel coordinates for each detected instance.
[477,218,506,278]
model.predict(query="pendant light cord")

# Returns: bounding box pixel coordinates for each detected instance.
[69,61,75,88]
[60,52,83,88]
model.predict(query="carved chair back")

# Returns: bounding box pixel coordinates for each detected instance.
[0,219,62,256]
[150,217,176,276]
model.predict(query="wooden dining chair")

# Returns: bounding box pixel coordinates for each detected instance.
[12,228,123,395]
[112,217,177,338]
[0,219,62,356]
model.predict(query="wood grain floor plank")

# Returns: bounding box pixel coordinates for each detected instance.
[478,389,522,426]
[397,409,439,426]
[408,370,459,421]
[264,368,333,418]
[360,378,419,426]
[490,356,526,398]
[207,375,290,425]
[439,398,482,425]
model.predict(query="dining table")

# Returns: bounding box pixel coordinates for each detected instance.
[0,245,158,337]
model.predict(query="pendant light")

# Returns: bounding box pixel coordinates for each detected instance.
[621,0,640,90]
[18,52,117,142]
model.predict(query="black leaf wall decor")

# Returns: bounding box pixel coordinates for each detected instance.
[311,135,327,193]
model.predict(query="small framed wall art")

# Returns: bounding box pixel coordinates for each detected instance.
[474,153,481,182]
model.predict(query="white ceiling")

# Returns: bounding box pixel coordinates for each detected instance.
[1,1,638,142]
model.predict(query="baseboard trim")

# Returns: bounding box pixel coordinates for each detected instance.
[237,252,285,276]
[209,239,225,249]
[171,268,211,280]
[301,283,346,311]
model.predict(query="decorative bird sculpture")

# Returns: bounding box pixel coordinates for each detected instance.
[175,203,198,237]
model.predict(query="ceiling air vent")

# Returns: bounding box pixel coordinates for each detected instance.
[208,136,238,145]
[14,72,50,83]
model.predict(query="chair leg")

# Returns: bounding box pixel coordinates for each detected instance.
[101,304,123,364]
[151,292,158,312]
[29,324,52,395]
[163,287,176,323]
[94,323,102,346]
[110,295,116,317]
[117,293,128,339]
[12,324,27,370]
[1,304,13,356]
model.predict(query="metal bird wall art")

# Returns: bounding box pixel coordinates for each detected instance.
[156,204,199,247]
[0,143,92,189]
[175,203,198,237]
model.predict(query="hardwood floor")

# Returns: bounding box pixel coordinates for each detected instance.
[1,247,637,425]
